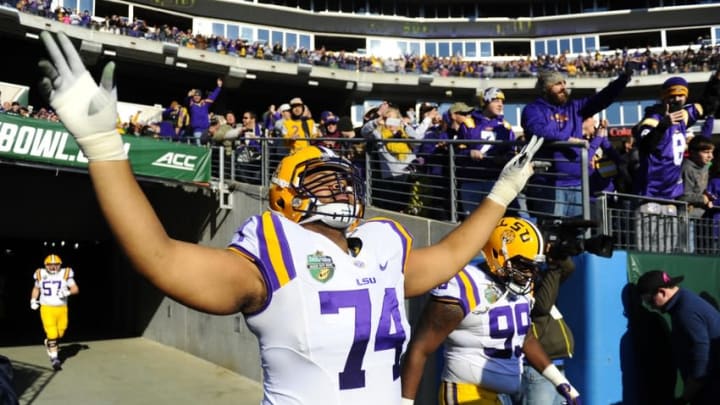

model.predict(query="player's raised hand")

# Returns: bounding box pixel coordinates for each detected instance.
[487,135,544,207]
[38,31,126,161]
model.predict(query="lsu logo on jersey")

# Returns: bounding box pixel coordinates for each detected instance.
[307,251,335,283]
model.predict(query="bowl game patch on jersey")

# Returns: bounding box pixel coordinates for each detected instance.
[307,251,335,283]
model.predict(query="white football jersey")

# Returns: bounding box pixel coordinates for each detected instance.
[33,267,76,307]
[431,264,532,393]
[228,212,412,405]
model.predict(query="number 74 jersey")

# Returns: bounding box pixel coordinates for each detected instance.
[228,212,412,405]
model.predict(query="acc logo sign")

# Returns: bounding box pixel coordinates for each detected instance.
[152,152,197,171]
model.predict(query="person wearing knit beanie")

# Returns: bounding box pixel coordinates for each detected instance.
[661,76,689,99]
[521,66,632,219]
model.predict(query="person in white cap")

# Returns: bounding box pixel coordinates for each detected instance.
[280,97,318,153]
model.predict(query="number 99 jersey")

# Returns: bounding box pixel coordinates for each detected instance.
[228,212,412,405]
[431,264,532,394]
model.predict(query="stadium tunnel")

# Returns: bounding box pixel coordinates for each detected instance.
[0,163,218,346]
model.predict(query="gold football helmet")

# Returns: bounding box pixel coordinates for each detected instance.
[481,217,545,295]
[44,254,62,273]
[269,146,364,229]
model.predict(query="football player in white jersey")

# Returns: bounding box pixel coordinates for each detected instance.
[37,31,543,404]
[30,254,79,370]
[401,218,581,405]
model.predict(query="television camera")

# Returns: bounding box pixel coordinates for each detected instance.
[539,218,614,260]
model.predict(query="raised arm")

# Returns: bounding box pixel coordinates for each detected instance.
[404,136,543,297]
[38,31,265,315]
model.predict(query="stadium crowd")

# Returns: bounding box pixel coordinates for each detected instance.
[3,2,720,254]
[7,1,720,79]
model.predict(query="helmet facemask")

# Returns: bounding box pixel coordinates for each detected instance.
[497,255,540,296]
[291,157,365,229]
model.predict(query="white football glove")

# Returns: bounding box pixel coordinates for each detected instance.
[38,31,126,161]
[58,287,72,299]
[543,364,581,405]
[487,135,544,207]
[30,299,40,310]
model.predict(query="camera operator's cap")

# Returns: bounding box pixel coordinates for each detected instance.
[482,87,505,104]
[289,97,304,107]
[536,70,566,93]
[636,270,684,295]
[662,76,689,98]
[448,102,474,114]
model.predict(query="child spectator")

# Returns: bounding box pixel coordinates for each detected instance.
[679,136,714,218]
[679,136,714,253]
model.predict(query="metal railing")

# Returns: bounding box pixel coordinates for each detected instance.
[204,136,719,255]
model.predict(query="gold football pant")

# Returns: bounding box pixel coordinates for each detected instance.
[39,305,68,340]
[439,381,502,405]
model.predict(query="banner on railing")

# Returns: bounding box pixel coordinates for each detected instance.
[0,113,211,182]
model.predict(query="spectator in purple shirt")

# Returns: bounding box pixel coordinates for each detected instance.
[522,67,631,218]
[186,78,222,145]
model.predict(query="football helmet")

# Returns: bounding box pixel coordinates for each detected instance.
[44,254,62,273]
[269,146,365,229]
[481,217,545,295]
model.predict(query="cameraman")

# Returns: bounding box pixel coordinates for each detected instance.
[507,255,576,405]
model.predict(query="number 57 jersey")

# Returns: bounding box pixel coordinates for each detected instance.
[228,212,412,405]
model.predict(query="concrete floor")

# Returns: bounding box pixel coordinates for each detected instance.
[2,337,263,405]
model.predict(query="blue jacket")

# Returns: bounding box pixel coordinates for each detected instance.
[521,73,630,186]
[665,288,720,382]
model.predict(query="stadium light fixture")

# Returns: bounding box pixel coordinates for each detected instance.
[356,82,373,92]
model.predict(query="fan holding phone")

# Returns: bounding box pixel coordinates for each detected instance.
[632,72,720,201]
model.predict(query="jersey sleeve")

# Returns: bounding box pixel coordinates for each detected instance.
[362,217,413,273]
[227,212,298,296]
[33,269,42,287]
[64,268,76,287]
[429,266,482,317]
